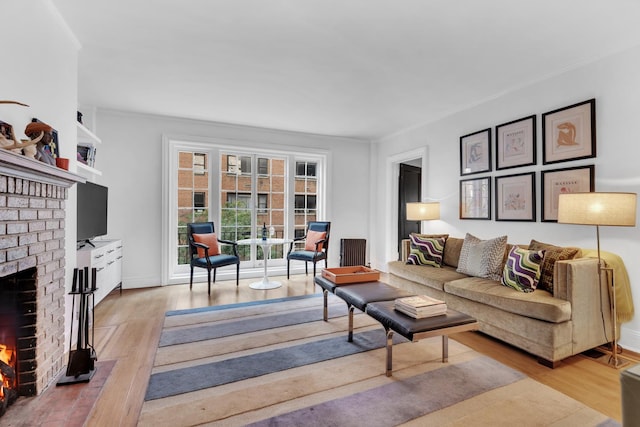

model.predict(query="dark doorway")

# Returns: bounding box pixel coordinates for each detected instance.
[398,163,421,258]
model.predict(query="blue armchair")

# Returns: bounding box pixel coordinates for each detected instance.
[287,221,331,279]
[187,222,240,294]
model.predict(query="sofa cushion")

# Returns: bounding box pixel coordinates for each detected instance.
[501,246,545,293]
[444,276,571,323]
[443,237,464,268]
[457,233,507,281]
[388,261,468,292]
[528,239,581,293]
[406,234,446,267]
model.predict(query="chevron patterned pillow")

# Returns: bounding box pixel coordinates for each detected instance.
[501,246,546,292]
[457,233,508,281]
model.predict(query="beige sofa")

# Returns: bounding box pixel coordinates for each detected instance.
[387,237,614,367]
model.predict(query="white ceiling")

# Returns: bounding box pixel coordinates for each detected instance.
[52,0,640,140]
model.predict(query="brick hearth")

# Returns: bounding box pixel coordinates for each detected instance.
[0,149,82,398]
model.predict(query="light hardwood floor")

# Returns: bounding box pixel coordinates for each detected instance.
[87,274,635,425]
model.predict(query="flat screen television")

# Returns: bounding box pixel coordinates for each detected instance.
[77,181,108,245]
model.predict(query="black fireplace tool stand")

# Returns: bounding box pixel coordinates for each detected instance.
[57,267,98,386]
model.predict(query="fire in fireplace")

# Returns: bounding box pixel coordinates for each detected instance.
[0,267,37,417]
[0,341,17,416]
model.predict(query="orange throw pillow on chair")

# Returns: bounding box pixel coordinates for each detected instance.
[193,233,221,257]
[304,230,327,252]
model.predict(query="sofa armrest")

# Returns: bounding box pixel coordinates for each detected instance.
[401,239,411,262]
[554,257,614,352]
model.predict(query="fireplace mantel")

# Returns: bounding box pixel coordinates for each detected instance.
[0,148,83,401]
[0,149,84,187]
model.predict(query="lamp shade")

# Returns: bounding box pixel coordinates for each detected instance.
[406,202,440,221]
[557,192,637,227]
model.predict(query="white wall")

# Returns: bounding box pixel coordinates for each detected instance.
[373,44,640,352]
[92,110,371,287]
[1,0,80,360]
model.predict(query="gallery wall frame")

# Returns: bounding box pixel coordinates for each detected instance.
[459,176,491,220]
[460,128,491,176]
[495,115,536,170]
[495,172,536,222]
[541,165,595,222]
[542,99,596,165]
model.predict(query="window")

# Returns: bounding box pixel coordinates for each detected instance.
[164,139,326,285]
[226,155,252,174]
[258,193,268,213]
[194,191,205,208]
[221,153,286,262]
[176,151,209,265]
[194,153,206,175]
[294,160,318,237]
[227,193,251,207]
[295,195,316,213]
[258,158,269,175]
[296,161,317,177]
[227,155,238,173]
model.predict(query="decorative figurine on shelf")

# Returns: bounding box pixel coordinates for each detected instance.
[0,124,40,155]
[22,142,37,159]
[25,122,56,165]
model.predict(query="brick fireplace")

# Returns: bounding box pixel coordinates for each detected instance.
[0,149,81,414]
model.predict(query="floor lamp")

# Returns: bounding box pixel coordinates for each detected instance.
[557,192,637,368]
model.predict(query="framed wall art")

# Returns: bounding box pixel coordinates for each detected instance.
[460,176,491,220]
[541,165,595,222]
[460,128,491,176]
[495,115,536,170]
[495,172,536,222]
[0,120,17,145]
[542,99,596,165]
[31,117,60,158]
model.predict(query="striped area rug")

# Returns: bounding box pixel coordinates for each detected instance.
[139,294,617,426]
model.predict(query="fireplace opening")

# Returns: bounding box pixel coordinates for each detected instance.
[0,267,37,418]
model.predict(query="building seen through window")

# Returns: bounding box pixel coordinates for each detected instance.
[174,149,321,267]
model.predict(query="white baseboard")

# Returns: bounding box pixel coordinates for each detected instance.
[620,326,640,355]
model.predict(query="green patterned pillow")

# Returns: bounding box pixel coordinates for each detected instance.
[406,234,446,267]
[457,233,508,281]
[528,239,580,293]
[501,246,545,292]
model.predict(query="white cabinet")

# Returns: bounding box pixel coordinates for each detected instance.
[76,122,102,179]
[77,239,123,305]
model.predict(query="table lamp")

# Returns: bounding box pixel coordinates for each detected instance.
[406,202,440,222]
[557,192,637,368]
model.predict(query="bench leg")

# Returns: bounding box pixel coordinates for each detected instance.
[348,305,355,342]
[323,289,328,321]
[386,328,394,377]
[442,335,448,363]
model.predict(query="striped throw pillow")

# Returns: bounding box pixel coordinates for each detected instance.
[501,246,545,292]
[406,234,446,267]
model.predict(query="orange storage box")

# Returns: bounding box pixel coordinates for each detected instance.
[321,266,380,284]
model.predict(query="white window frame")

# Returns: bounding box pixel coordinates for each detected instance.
[162,135,327,285]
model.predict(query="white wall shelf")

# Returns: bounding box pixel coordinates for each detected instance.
[76,122,102,178]
[77,122,101,145]
[77,162,103,178]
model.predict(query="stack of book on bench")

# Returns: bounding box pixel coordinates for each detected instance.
[394,295,447,318]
